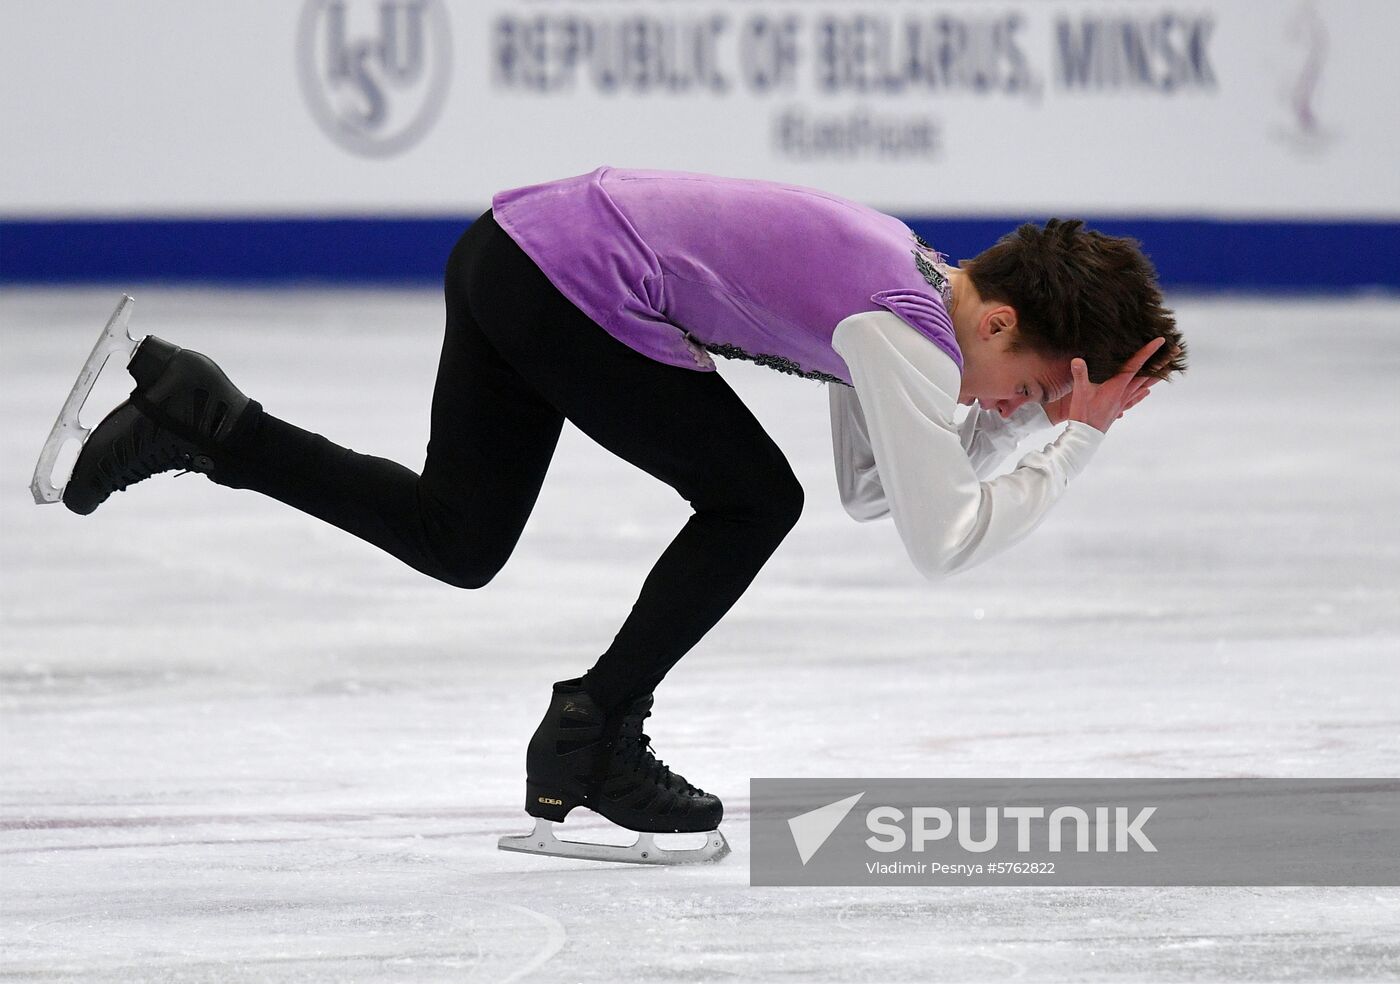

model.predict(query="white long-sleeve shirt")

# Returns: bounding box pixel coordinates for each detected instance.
[829,310,1105,580]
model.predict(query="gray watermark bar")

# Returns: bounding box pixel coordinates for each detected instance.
[750,779,1400,886]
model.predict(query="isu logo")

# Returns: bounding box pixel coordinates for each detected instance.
[297,0,452,157]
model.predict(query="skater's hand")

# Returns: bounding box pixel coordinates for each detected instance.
[1065,337,1167,434]
[1043,375,1155,426]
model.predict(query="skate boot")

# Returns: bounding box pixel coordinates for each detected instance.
[62,336,254,516]
[520,678,612,823]
[594,694,723,834]
[499,681,729,865]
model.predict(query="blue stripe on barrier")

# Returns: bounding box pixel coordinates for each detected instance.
[2,214,1396,290]
[905,217,1400,293]
[0,217,469,286]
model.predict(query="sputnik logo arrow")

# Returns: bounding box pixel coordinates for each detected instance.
[788,792,865,865]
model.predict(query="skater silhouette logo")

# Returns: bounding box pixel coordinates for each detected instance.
[297,0,452,157]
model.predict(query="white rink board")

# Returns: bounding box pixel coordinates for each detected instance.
[2,0,1398,217]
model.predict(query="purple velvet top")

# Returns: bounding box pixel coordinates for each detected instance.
[490,167,961,386]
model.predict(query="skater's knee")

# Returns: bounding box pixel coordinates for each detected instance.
[748,452,804,530]
[436,547,512,589]
[417,481,522,589]
[700,455,804,536]
[439,564,498,590]
[766,466,805,534]
[427,537,513,590]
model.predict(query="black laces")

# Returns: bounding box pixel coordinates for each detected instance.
[616,731,683,791]
[105,432,196,491]
[614,707,702,795]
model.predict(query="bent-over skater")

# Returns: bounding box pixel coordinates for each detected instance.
[49,166,1187,863]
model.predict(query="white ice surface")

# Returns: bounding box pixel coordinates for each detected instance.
[2,288,1398,982]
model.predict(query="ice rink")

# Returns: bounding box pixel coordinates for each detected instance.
[3,288,1398,982]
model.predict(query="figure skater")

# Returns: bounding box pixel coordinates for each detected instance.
[49,166,1186,863]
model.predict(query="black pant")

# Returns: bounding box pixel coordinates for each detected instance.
[217,211,803,711]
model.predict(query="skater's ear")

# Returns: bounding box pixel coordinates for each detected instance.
[978,304,1019,342]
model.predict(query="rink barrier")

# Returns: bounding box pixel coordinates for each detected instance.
[2,215,1397,291]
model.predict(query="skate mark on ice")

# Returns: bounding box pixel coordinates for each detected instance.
[0,824,517,855]
[0,808,524,855]
[969,949,1028,979]
[0,834,455,856]
[918,721,1264,751]
[489,903,567,984]
[0,805,525,834]
[918,719,1400,759]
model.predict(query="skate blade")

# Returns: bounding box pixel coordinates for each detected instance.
[31,294,142,505]
[498,817,731,866]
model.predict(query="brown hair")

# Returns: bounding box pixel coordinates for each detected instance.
[961,219,1187,382]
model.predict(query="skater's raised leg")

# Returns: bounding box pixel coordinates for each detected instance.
[206,278,567,589]
[65,215,570,591]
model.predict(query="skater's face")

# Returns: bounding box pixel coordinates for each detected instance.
[957,309,1073,419]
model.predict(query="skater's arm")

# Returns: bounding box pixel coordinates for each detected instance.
[831,311,1104,580]
[957,400,1052,478]
[831,385,1049,515]
[828,383,890,521]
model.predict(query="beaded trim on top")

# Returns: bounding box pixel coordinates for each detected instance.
[700,342,844,384]
[911,232,955,308]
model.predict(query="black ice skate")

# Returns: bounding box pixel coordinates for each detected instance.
[31,295,253,515]
[499,681,729,865]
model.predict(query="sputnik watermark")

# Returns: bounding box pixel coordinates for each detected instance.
[752,779,1400,886]
[864,804,1157,853]
[787,795,1156,867]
